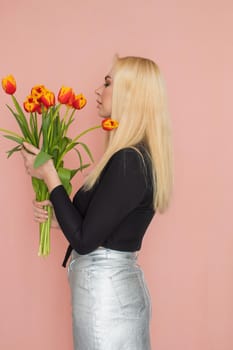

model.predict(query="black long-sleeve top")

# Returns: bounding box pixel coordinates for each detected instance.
[49,145,156,267]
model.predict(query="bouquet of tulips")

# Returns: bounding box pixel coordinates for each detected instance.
[0,75,107,256]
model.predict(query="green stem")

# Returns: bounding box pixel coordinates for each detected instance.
[64,109,76,136]
[35,180,51,256]
[72,125,102,143]
[48,104,62,140]
[56,125,102,168]
[61,106,72,132]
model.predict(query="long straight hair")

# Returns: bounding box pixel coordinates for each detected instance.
[83,55,174,213]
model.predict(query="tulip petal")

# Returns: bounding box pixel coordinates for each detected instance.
[102,118,119,131]
[72,94,87,110]
[2,75,16,94]
[58,87,73,104]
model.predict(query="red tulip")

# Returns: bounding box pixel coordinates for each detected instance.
[2,75,16,94]
[58,87,74,104]
[23,96,41,113]
[66,91,75,107]
[102,118,119,131]
[72,94,87,110]
[31,85,47,99]
[40,91,55,108]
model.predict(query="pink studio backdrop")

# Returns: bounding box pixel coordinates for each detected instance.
[0,1,232,349]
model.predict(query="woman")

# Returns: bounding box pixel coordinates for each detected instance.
[21,55,173,350]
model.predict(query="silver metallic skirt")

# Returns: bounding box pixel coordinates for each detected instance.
[67,247,152,350]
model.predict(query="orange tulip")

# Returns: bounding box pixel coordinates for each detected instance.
[72,94,87,110]
[66,91,75,107]
[23,96,41,113]
[2,75,16,95]
[40,90,55,108]
[31,85,47,99]
[102,118,119,131]
[58,87,74,104]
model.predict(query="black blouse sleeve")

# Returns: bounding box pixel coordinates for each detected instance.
[49,148,148,254]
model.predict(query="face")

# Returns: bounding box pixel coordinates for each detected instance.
[95,74,113,118]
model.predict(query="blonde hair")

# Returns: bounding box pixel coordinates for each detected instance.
[83,55,174,213]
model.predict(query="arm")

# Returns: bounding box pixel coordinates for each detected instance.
[20,143,148,254]
[49,148,148,254]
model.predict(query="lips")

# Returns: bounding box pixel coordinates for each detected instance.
[96,100,102,109]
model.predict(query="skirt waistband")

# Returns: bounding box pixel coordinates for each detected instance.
[71,247,138,260]
[70,247,139,269]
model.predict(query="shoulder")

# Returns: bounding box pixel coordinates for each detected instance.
[109,147,144,168]
[94,146,153,197]
[111,145,148,161]
[113,145,151,165]
[105,146,151,180]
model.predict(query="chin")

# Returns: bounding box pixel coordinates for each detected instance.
[98,113,111,119]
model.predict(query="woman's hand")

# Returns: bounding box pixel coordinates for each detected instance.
[33,199,60,229]
[20,142,61,192]
[20,142,55,181]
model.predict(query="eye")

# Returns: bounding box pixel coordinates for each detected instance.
[104,81,110,87]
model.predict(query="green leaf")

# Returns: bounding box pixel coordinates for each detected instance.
[52,148,59,166]
[57,167,72,194]
[6,145,22,158]
[67,183,72,195]
[29,113,38,146]
[30,113,34,133]
[34,151,52,168]
[31,178,48,200]
[6,105,30,139]
[12,95,27,120]
[32,113,39,147]
[77,142,94,162]
[70,168,79,179]
[63,141,78,154]
[71,163,91,178]
[57,167,71,181]
[11,95,34,142]
[42,115,51,151]
[60,137,70,152]
[0,128,22,139]
[4,134,24,144]
[79,163,91,171]
[74,148,83,168]
[51,144,61,153]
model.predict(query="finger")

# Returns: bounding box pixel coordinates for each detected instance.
[33,209,49,221]
[22,142,40,155]
[34,214,49,222]
[20,148,27,160]
[33,199,52,207]
[20,149,33,170]
[39,199,52,206]
[33,206,49,215]
[34,217,48,223]
[33,199,44,208]
[33,206,48,216]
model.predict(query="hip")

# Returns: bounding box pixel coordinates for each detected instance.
[67,247,152,320]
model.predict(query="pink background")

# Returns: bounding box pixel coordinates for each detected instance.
[0,1,232,349]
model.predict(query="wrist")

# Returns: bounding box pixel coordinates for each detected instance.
[43,165,61,193]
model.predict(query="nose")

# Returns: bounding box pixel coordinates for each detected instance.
[95,84,103,96]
